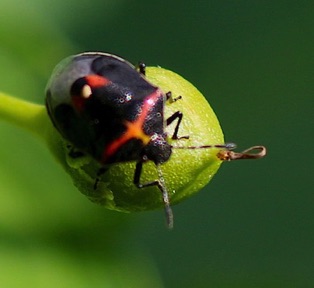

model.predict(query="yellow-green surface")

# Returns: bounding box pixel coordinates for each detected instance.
[60,67,225,211]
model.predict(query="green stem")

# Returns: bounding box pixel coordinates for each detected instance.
[0,91,49,141]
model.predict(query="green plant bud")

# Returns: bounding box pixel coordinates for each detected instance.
[46,66,226,213]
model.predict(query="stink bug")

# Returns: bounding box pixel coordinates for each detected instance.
[45,52,265,228]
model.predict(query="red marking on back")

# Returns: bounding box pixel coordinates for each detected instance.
[72,96,85,112]
[85,74,110,88]
[72,75,111,112]
[102,89,163,162]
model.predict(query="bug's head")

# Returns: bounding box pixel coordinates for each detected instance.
[144,133,172,164]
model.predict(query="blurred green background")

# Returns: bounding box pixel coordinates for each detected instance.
[0,0,313,287]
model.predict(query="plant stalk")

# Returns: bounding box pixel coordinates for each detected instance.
[0,92,49,141]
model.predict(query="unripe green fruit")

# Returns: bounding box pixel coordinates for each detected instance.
[47,66,225,212]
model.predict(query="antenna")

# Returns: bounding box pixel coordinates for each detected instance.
[173,143,266,161]
[155,144,266,229]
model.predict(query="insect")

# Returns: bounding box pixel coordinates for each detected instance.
[45,52,265,228]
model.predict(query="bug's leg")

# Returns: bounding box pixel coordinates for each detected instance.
[138,62,146,75]
[165,91,188,140]
[134,161,174,229]
[67,144,85,159]
[94,166,109,190]
[166,91,181,103]
[166,111,189,140]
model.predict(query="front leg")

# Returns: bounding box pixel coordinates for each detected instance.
[166,91,181,103]
[67,144,85,158]
[94,166,109,190]
[133,161,173,229]
[166,111,189,140]
[138,62,146,75]
[165,92,189,140]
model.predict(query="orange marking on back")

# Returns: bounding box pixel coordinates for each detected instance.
[103,89,162,161]
[85,74,110,88]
